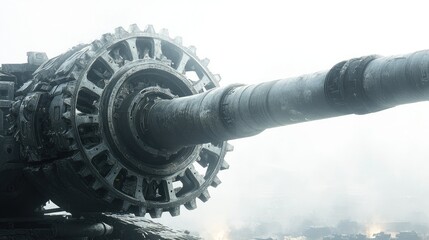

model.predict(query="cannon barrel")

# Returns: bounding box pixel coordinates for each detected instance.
[145,50,429,150]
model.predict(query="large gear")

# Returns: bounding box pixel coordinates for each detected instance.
[23,24,232,218]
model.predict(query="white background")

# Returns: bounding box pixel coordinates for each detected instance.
[2,1,429,239]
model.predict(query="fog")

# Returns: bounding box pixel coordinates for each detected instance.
[2,0,429,239]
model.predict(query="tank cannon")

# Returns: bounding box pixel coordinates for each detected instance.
[1,24,429,220]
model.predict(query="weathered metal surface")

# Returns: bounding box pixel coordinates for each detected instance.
[102,214,201,239]
[144,51,429,149]
[0,213,197,239]
[1,24,429,239]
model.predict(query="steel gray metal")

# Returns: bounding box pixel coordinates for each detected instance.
[144,51,429,150]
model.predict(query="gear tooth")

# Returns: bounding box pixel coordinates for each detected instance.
[201,58,210,67]
[101,33,114,44]
[91,40,103,51]
[129,24,142,33]
[115,26,129,38]
[226,142,234,152]
[198,190,211,202]
[174,36,183,45]
[82,52,91,61]
[220,160,230,170]
[160,28,169,37]
[122,201,131,211]
[149,208,163,218]
[63,97,71,106]
[137,206,146,217]
[144,24,156,34]
[214,74,222,82]
[188,45,197,55]
[169,206,180,217]
[184,198,197,210]
[211,176,222,188]
[198,158,208,168]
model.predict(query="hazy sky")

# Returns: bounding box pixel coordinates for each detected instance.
[2,1,429,239]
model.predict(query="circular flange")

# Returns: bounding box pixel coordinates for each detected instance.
[117,86,176,158]
[102,61,198,175]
